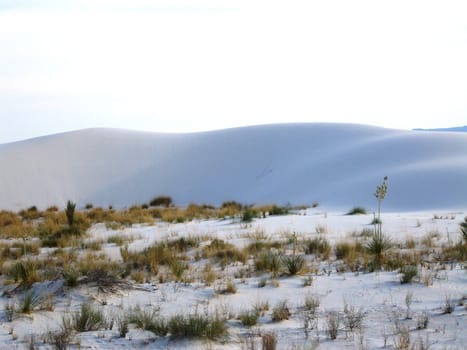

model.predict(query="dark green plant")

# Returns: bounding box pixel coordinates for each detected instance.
[168,313,227,339]
[239,309,259,327]
[400,265,418,284]
[366,231,392,270]
[9,260,40,288]
[283,254,305,275]
[128,305,167,335]
[149,196,172,207]
[65,200,76,228]
[72,304,105,332]
[242,209,256,223]
[18,289,41,314]
[346,206,367,215]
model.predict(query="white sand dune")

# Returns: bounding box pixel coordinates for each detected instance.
[1,123,466,211]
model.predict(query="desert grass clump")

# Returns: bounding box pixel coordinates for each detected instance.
[128,305,167,335]
[255,251,282,277]
[203,239,247,265]
[346,206,367,215]
[169,259,187,281]
[304,236,331,259]
[72,304,105,332]
[400,265,418,284]
[18,289,41,314]
[107,235,125,246]
[167,312,227,340]
[271,300,291,322]
[8,259,40,288]
[202,263,217,285]
[326,311,340,340]
[238,309,260,327]
[283,254,306,275]
[215,279,237,294]
[45,324,73,350]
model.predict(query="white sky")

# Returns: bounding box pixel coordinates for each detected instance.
[1,0,466,143]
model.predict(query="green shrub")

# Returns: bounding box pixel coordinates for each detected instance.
[400,265,418,284]
[335,242,352,260]
[18,289,41,314]
[239,309,259,327]
[150,196,173,207]
[168,313,227,340]
[269,205,289,216]
[255,251,282,277]
[107,235,125,246]
[271,300,290,322]
[242,209,256,223]
[9,260,40,288]
[346,206,367,215]
[366,231,392,270]
[304,237,331,258]
[283,254,305,275]
[63,268,80,287]
[72,304,105,332]
[128,305,167,335]
[65,200,76,227]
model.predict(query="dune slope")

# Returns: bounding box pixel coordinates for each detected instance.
[0,123,466,211]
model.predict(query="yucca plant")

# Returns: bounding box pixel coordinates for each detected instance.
[366,231,392,270]
[65,200,76,228]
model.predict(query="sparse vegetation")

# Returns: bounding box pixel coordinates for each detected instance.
[346,206,367,215]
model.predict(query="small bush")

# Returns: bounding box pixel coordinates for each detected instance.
[238,309,259,327]
[269,205,289,216]
[62,268,80,287]
[150,195,172,207]
[271,300,290,322]
[9,260,40,288]
[255,251,282,277]
[216,280,237,294]
[346,206,367,215]
[304,237,331,258]
[242,209,256,223]
[283,254,305,275]
[128,305,167,335]
[168,313,227,340]
[72,304,105,332]
[18,290,41,314]
[107,235,125,246]
[400,265,418,284]
[326,312,340,340]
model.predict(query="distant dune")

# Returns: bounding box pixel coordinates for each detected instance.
[414,125,467,132]
[1,123,466,211]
